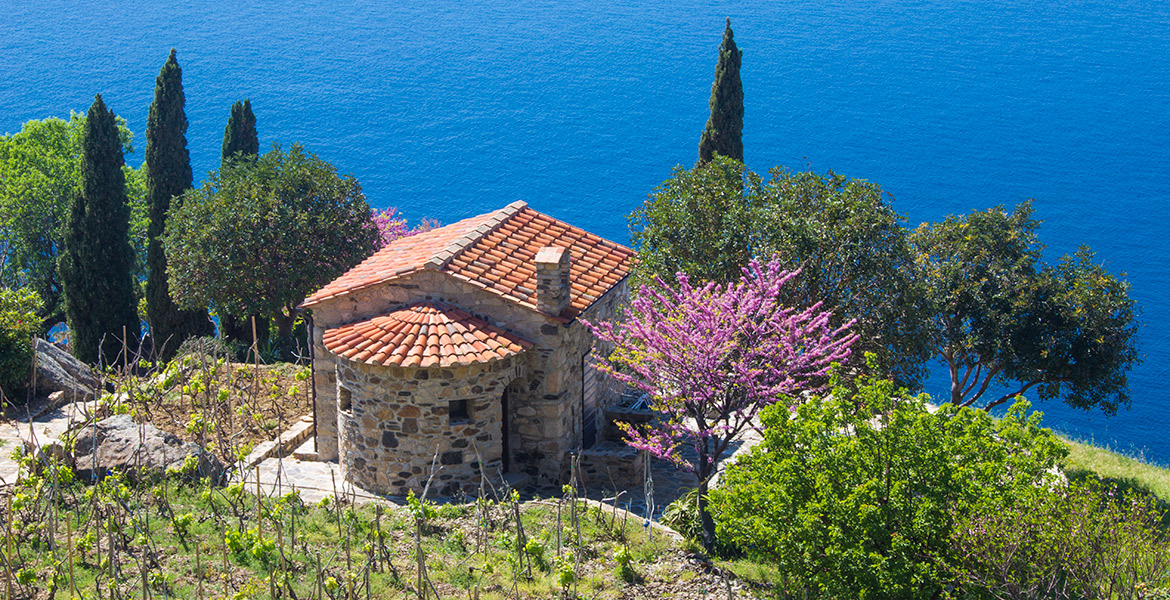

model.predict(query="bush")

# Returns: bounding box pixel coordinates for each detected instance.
[0,288,42,400]
[709,368,1068,599]
[952,479,1170,600]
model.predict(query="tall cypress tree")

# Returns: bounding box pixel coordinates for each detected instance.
[698,18,744,164]
[59,95,141,366]
[221,99,259,169]
[145,49,213,360]
[218,99,268,348]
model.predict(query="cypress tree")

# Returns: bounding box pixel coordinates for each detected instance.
[145,49,213,360]
[218,99,268,349]
[698,18,744,164]
[59,95,141,366]
[221,99,259,169]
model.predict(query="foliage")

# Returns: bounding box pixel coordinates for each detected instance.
[698,18,743,164]
[756,168,931,388]
[629,155,757,287]
[164,144,380,352]
[912,202,1141,412]
[630,159,930,387]
[587,258,857,551]
[59,95,141,365]
[952,479,1170,600]
[0,288,42,400]
[710,367,1068,599]
[144,49,214,360]
[0,114,145,333]
[216,99,266,349]
[371,206,418,248]
[221,99,259,169]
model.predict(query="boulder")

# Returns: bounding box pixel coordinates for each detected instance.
[34,339,101,402]
[71,415,225,484]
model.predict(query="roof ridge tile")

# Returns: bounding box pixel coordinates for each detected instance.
[423,201,528,271]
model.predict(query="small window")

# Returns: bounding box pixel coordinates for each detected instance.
[339,387,352,412]
[449,399,470,424]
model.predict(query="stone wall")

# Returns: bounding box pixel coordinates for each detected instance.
[309,269,631,488]
[335,354,522,497]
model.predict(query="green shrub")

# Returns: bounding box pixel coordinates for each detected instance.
[710,369,1068,600]
[952,479,1170,600]
[661,487,740,557]
[0,288,42,400]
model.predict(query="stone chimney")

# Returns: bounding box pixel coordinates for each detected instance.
[534,246,571,316]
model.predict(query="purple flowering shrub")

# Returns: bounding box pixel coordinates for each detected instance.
[587,258,858,551]
[370,207,412,248]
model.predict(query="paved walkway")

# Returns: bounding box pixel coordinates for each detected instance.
[240,422,766,524]
[0,399,97,488]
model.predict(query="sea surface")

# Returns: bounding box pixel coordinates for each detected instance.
[2,1,1168,461]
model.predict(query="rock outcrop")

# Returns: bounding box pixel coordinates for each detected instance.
[34,339,101,401]
[71,415,225,483]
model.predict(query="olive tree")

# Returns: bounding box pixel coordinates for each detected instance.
[912,202,1141,412]
[164,144,379,353]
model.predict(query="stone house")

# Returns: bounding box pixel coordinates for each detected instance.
[301,201,634,497]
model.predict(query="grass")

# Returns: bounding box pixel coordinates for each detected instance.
[0,458,709,600]
[1061,436,1170,505]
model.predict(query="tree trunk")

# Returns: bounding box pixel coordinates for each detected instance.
[697,441,717,553]
[221,313,268,347]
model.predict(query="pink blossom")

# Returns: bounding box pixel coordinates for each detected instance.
[586,259,859,483]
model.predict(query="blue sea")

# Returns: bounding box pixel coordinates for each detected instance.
[3,1,1168,461]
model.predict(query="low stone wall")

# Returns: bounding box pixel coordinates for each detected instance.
[578,442,646,493]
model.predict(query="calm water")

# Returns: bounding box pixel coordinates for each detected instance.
[3,1,1168,461]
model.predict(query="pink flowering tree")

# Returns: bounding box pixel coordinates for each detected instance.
[587,259,858,551]
[371,207,414,248]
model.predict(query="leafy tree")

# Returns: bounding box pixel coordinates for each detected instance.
[0,288,42,400]
[59,95,141,365]
[587,259,857,552]
[144,49,213,359]
[0,115,146,333]
[164,144,380,352]
[629,156,756,286]
[711,368,1068,599]
[698,18,743,164]
[217,98,266,348]
[630,156,930,387]
[755,168,931,388]
[221,99,258,169]
[912,202,1141,412]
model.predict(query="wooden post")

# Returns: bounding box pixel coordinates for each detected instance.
[331,471,342,539]
[251,316,259,398]
[374,505,382,573]
[220,521,228,573]
[195,536,203,600]
[315,553,322,600]
[256,465,263,540]
[67,515,76,598]
[6,495,13,600]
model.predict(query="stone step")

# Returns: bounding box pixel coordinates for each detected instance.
[242,415,315,468]
[292,437,318,461]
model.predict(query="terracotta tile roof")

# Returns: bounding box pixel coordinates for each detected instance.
[322,302,533,368]
[302,200,635,320]
[302,203,519,306]
[446,207,634,320]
